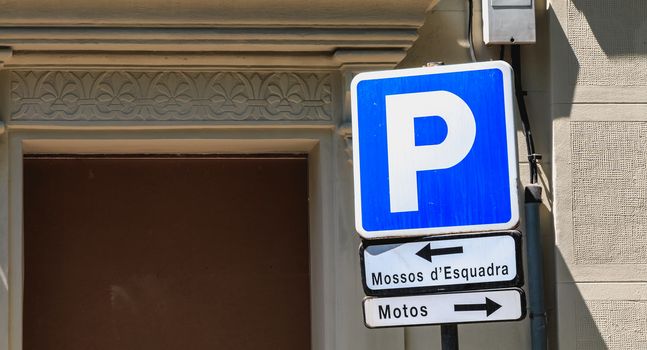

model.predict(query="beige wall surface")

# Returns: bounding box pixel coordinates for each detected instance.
[551,0,647,349]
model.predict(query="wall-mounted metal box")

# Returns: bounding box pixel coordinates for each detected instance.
[482,0,536,44]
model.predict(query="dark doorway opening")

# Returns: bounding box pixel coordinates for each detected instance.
[23,155,311,350]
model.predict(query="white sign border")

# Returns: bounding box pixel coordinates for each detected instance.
[351,61,519,239]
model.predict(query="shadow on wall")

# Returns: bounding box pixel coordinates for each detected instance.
[556,0,647,102]
[571,0,647,56]
[549,3,578,116]
[554,251,610,350]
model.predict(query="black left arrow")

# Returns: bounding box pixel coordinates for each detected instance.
[454,298,502,317]
[415,243,463,262]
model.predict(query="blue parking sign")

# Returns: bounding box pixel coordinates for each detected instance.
[351,61,519,239]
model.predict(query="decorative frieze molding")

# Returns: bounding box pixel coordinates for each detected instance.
[11,71,333,122]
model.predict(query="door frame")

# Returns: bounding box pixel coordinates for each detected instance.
[1,125,338,350]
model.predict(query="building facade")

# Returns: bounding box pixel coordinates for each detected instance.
[0,0,645,349]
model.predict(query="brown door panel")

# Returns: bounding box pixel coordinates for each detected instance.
[23,156,311,350]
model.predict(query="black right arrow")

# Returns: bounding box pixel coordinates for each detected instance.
[415,243,463,262]
[454,298,502,317]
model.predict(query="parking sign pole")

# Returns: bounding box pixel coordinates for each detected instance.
[440,324,459,350]
[351,62,522,344]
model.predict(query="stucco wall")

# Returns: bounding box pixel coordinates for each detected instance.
[551,0,647,349]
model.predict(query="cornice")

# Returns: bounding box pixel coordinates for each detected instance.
[0,0,438,69]
[0,27,417,69]
[0,0,437,27]
[4,50,410,70]
[0,27,419,52]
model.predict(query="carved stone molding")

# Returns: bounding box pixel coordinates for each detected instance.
[10,71,333,122]
[337,122,353,164]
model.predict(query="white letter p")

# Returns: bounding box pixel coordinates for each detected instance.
[385,90,476,213]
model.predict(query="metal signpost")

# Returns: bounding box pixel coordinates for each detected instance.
[351,61,523,349]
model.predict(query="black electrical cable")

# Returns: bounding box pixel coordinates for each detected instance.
[510,45,540,184]
[499,45,505,61]
[467,0,477,62]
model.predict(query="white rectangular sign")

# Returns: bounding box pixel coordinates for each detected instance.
[360,231,522,296]
[363,289,526,328]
